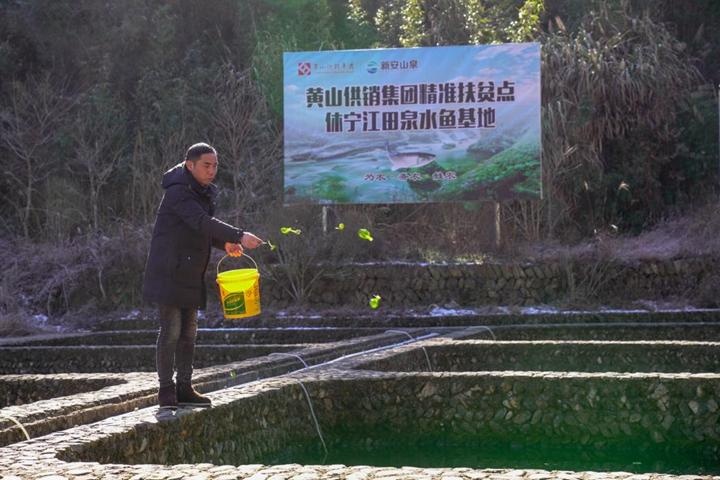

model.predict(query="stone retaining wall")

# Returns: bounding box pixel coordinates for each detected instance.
[59,381,316,466]
[260,257,716,307]
[58,371,720,467]
[3,324,720,478]
[0,331,410,447]
[310,373,720,449]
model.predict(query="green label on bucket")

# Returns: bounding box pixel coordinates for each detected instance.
[224,292,246,314]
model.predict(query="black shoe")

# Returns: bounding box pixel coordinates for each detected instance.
[177,383,212,407]
[158,384,177,409]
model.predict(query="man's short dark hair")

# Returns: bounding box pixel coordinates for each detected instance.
[185,143,217,162]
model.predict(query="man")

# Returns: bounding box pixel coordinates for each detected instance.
[142,142,263,409]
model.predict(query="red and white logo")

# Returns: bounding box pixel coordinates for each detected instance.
[298,62,311,76]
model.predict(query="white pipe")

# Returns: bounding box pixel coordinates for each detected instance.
[1,414,30,441]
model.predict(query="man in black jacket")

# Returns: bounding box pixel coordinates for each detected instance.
[142,142,263,409]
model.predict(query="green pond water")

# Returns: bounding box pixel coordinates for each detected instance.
[257,434,719,474]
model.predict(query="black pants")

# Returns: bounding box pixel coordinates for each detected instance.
[156,305,198,388]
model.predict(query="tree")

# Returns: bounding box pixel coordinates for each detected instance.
[69,86,127,232]
[210,63,282,225]
[0,74,74,238]
[541,3,704,236]
[509,0,545,41]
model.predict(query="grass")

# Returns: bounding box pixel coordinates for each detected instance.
[518,197,720,262]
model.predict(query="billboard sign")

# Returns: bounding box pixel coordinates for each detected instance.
[283,43,541,204]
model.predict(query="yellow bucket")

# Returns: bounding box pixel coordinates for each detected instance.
[216,254,261,319]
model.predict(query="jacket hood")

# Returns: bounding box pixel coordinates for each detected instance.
[161,162,216,196]
[161,162,191,189]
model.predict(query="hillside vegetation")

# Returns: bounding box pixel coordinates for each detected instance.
[1,0,719,331]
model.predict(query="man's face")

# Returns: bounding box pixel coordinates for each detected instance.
[186,153,218,187]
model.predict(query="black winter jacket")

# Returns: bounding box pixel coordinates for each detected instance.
[142,163,243,309]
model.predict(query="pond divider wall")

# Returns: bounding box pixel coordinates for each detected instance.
[464,322,720,341]
[354,340,720,373]
[0,329,422,447]
[1,374,126,407]
[0,345,303,374]
[9,328,385,346]
[56,372,720,470]
[3,319,720,477]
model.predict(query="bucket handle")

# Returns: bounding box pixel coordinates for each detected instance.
[217,253,258,276]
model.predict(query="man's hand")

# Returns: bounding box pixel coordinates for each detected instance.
[240,232,264,249]
[224,242,243,257]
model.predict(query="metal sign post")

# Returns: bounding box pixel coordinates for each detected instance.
[322,205,328,234]
[495,202,502,248]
